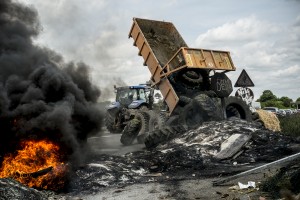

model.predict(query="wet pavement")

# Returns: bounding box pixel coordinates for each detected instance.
[87,129,145,156]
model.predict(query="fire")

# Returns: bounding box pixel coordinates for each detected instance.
[0,139,68,190]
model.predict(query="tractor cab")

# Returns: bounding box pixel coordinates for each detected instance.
[113,85,153,109]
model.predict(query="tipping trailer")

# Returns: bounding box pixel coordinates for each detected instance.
[127,18,254,148]
[129,18,236,115]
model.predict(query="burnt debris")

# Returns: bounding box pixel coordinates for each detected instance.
[66,119,299,195]
[0,178,48,200]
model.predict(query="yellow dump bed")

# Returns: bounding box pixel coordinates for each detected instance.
[129,18,236,114]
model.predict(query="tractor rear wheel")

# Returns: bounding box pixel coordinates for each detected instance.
[104,112,122,133]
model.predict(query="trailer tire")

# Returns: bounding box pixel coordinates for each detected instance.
[223,96,252,121]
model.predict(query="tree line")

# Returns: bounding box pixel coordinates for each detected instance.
[257,90,300,109]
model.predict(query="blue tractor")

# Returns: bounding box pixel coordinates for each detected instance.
[105,84,156,145]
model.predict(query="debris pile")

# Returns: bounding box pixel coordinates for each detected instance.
[0,178,48,200]
[66,119,299,195]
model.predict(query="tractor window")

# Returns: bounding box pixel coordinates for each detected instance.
[116,88,139,102]
[131,89,138,100]
[138,89,146,101]
[117,89,129,100]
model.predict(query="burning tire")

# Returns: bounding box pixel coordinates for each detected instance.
[121,111,150,145]
[104,112,122,133]
[223,96,252,121]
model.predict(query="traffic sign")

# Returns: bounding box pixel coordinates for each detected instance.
[234,69,254,87]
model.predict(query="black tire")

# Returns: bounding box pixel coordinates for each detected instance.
[144,125,187,149]
[177,95,192,107]
[193,94,223,121]
[135,110,150,134]
[120,119,140,145]
[148,112,167,132]
[223,96,252,121]
[169,69,210,94]
[179,94,223,129]
[135,111,150,144]
[104,112,122,133]
[121,110,150,145]
[178,99,204,129]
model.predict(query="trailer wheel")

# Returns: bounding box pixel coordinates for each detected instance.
[104,112,122,133]
[223,96,252,121]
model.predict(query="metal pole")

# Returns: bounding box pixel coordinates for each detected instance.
[212,152,300,186]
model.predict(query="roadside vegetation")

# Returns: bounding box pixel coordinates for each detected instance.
[278,113,300,137]
[257,90,300,109]
[254,89,300,137]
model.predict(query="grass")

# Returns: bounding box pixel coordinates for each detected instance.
[278,113,300,137]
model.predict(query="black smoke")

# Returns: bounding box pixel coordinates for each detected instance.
[0,0,102,164]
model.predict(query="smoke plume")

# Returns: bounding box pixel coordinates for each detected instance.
[0,0,102,164]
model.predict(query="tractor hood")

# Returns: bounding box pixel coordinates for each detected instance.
[106,102,121,110]
[128,100,146,109]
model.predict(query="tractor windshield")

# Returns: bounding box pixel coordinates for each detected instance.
[116,88,148,105]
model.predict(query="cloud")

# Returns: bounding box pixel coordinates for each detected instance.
[195,15,300,100]
[18,0,300,101]
[196,16,279,47]
[272,65,300,77]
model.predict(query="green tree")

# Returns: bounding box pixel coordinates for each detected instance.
[296,97,300,102]
[258,90,277,102]
[279,96,293,107]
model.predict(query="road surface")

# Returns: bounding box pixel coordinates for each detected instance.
[81,129,270,200]
[87,128,145,156]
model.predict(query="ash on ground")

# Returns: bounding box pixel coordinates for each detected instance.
[67,119,299,195]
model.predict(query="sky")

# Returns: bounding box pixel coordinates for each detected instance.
[18,0,300,101]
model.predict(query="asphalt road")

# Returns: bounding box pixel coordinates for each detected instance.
[87,128,145,156]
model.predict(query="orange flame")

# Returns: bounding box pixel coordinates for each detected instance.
[0,139,68,190]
